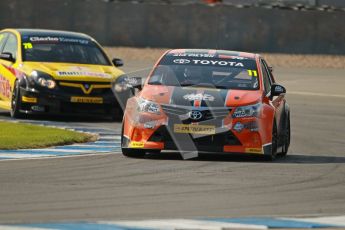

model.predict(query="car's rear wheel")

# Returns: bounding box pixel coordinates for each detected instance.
[10,81,25,119]
[280,114,290,156]
[264,122,278,161]
[121,122,146,158]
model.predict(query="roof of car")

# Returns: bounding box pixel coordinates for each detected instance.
[167,49,258,59]
[14,29,91,40]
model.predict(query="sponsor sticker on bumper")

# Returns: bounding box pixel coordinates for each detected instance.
[129,141,144,148]
[70,96,103,104]
[245,148,263,154]
[22,96,37,103]
[174,124,216,135]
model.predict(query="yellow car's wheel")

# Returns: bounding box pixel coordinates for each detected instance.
[10,81,24,119]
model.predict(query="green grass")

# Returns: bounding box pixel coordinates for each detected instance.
[0,121,96,150]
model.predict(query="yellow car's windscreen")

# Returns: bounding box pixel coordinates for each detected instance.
[21,35,111,65]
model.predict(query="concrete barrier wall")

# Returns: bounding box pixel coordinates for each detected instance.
[0,0,344,54]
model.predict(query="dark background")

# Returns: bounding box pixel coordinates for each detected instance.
[0,0,345,54]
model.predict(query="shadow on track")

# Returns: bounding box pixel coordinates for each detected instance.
[0,111,121,123]
[144,151,345,164]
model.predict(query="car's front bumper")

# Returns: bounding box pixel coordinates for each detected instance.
[19,86,121,116]
[122,113,273,155]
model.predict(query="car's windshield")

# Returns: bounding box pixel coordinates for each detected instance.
[148,55,259,90]
[21,35,111,65]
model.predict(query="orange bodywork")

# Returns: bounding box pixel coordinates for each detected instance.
[122,49,283,155]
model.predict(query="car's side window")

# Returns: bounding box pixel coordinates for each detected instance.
[0,32,9,53]
[260,59,271,94]
[2,33,18,60]
[262,59,275,84]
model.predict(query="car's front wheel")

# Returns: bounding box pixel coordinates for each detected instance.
[10,81,24,119]
[280,114,290,156]
[264,122,278,161]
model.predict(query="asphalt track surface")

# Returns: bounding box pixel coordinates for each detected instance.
[0,64,344,224]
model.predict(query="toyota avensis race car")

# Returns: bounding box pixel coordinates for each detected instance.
[117,49,290,160]
[0,28,125,119]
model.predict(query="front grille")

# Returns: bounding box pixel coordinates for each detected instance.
[161,104,231,123]
[58,81,112,96]
[61,102,109,114]
[161,105,189,116]
[148,125,241,152]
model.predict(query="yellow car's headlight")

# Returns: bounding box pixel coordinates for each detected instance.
[30,71,56,89]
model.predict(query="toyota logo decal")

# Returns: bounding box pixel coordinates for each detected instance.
[173,59,191,64]
[188,110,203,120]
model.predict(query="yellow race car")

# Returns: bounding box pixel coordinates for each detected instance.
[0,28,126,119]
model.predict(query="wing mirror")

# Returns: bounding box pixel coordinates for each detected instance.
[0,52,15,62]
[112,75,142,93]
[268,66,273,73]
[112,75,143,108]
[112,58,124,67]
[270,84,286,99]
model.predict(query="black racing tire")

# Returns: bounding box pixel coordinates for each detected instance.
[121,122,146,158]
[10,80,25,119]
[280,114,291,157]
[264,122,278,161]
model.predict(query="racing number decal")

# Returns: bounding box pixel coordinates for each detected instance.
[23,42,33,49]
[248,70,258,77]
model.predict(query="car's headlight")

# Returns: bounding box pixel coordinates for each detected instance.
[232,102,261,118]
[137,98,161,114]
[30,71,56,89]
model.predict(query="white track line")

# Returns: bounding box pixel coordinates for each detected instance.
[284,215,345,227]
[0,227,50,230]
[0,154,52,159]
[95,141,120,144]
[98,136,121,140]
[102,219,267,230]
[0,152,116,162]
[62,144,119,147]
[289,91,345,98]
[18,149,100,153]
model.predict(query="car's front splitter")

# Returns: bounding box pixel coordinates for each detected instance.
[18,86,120,116]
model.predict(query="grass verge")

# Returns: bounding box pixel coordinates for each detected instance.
[0,121,96,150]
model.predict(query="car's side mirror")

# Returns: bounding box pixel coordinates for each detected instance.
[270,84,286,99]
[0,52,15,62]
[112,75,142,93]
[129,77,143,91]
[268,66,273,73]
[112,58,124,67]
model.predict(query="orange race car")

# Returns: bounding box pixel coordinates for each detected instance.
[115,49,290,160]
